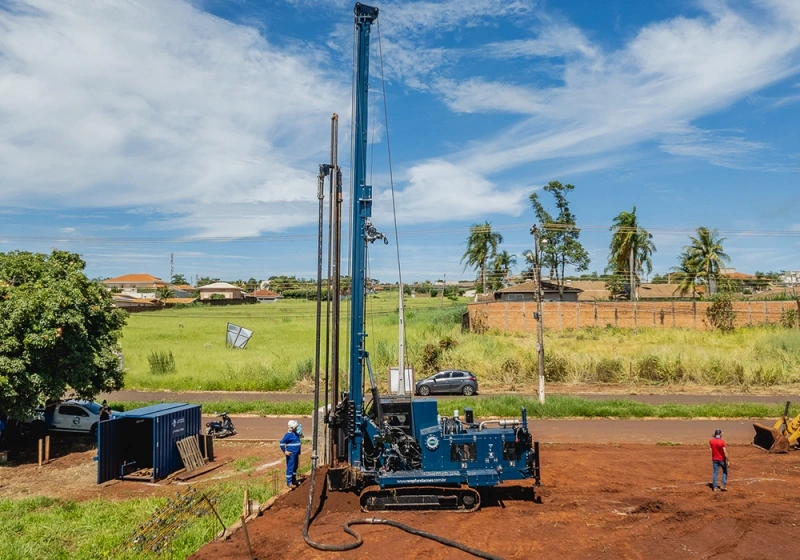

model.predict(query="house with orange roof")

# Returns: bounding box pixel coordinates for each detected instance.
[250,289,283,303]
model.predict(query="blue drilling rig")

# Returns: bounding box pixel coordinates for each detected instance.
[327,3,541,512]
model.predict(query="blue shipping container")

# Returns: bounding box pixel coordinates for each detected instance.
[97,403,202,484]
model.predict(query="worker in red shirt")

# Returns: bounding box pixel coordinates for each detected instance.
[709,429,729,492]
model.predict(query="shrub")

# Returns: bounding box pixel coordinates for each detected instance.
[636,355,664,382]
[706,292,737,332]
[595,358,624,383]
[420,344,440,374]
[148,350,176,375]
[544,353,568,382]
[294,357,314,380]
[499,358,522,386]
[780,308,798,329]
[439,336,458,350]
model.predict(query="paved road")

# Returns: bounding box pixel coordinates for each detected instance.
[103,390,800,405]
[207,415,770,444]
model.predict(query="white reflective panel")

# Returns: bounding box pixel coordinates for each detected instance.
[226,322,254,349]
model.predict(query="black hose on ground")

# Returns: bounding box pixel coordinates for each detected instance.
[301,468,503,558]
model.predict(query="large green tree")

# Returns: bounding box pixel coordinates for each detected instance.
[529,181,590,300]
[461,222,503,295]
[607,205,656,300]
[678,227,731,296]
[0,250,127,418]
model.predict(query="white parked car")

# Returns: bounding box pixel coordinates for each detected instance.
[28,400,118,437]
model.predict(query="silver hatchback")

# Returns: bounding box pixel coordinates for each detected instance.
[415,370,478,396]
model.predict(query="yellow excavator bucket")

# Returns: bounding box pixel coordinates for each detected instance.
[753,401,795,453]
[753,422,790,453]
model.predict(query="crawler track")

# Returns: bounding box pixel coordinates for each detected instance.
[360,486,481,512]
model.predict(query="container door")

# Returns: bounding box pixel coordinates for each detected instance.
[97,418,123,484]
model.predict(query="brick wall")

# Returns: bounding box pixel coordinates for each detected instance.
[467,299,800,333]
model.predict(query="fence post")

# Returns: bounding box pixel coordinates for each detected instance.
[749,301,753,326]
[594,302,598,327]
[693,301,697,329]
[504,302,509,332]
[576,302,580,329]
[765,301,769,325]
[672,302,676,327]
[633,301,638,330]
[614,302,618,327]
[557,301,562,330]
[652,303,656,326]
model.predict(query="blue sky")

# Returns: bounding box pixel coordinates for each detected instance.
[0,0,799,284]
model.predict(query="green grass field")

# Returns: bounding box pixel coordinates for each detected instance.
[120,294,800,392]
[0,479,274,559]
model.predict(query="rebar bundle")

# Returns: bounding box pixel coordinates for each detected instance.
[114,486,222,555]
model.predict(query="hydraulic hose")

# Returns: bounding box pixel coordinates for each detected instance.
[302,479,503,559]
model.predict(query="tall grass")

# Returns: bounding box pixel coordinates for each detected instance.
[120,296,800,391]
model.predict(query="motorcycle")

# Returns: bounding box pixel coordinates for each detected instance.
[206,412,236,438]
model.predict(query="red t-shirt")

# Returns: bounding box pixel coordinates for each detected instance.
[709,437,726,461]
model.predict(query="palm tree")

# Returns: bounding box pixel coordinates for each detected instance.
[520,250,536,280]
[461,222,503,295]
[491,250,516,288]
[682,227,731,296]
[671,251,700,298]
[607,206,656,300]
[156,285,174,303]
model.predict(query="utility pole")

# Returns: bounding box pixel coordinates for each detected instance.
[441,273,446,307]
[629,245,635,301]
[170,253,174,284]
[531,225,546,405]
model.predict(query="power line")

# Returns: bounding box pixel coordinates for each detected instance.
[4,224,800,245]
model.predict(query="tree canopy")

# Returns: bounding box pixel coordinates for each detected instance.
[607,205,656,300]
[529,181,590,300]
[0,250,127,418]
[675,227,731,296]
[461,222,503,295]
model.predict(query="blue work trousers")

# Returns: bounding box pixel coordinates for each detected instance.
[712,460,727,489]
[286,452,299,485]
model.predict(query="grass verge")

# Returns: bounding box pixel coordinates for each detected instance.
[111,396,799,419]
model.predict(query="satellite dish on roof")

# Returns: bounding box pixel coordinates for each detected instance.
[226,322,253,349]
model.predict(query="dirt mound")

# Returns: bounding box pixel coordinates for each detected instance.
[273,467,361,514]
[631,500,666,514]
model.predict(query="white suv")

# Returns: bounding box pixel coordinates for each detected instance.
[29,400,116,438]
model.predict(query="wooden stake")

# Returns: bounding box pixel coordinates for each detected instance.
[242,489,249,517]
[45,435,50,464]
[38,438,43,467]
[241,515,255,560]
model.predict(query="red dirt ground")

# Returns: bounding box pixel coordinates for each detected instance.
[0,437,287,501]
[191,444,800,560]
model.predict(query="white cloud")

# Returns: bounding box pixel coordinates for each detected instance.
[0,0,348,236]
[373,159,528,224]
[401,0,800,174]
[659,128,766,168]
[59,227,76,233]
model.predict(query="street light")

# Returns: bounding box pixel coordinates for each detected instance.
[531,225,547,405]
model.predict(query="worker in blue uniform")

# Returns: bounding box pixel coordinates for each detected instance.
[280,419,302,487]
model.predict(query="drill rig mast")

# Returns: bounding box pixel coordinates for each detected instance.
[327,2,540,511]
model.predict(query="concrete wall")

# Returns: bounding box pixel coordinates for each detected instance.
[467,299,800,333]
